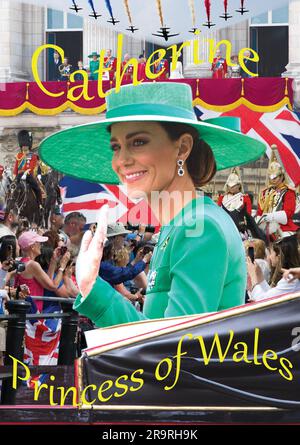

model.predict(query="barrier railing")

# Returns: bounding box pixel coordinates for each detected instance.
[0,297,78,404]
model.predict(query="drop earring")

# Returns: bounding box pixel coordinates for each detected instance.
[177,159,185,177]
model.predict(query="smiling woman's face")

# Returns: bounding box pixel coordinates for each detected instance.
[110,122,180,199]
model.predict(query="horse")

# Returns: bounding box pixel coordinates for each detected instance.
[42,170,63,228]
[222,204,268,244]
[6,178,42,226]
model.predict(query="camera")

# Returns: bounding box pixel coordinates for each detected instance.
[7,259,26,273]
[145,225,155,234]
[126,222,139,232]
[142,245,154,255]
[126,223,156,234]
[59,246,68,256]
[0,240,25,273]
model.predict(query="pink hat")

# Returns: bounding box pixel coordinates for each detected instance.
[18,231,48,250]
[0,165,4,173]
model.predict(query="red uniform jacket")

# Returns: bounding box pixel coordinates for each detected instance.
[104,56,117,81]
[138,62,147,82]
[121,61,134,82]
[154,59,169,80]
[212,57,227,79]
[257,187,298,232]
[218,193,252,215]
[13,152,39,177]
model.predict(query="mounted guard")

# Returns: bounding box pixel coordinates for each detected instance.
[256,147,298,240]
[218,168,265,241]
[13,130,44,210]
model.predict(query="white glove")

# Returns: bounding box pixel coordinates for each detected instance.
[272,211,288,225]
[21,173,27,180]
[37,174,42,180]
[263,211,287,225]
[261,213,272,223]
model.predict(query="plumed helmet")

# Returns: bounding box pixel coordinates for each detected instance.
[226,172,241,188]
[268,161,284,180]
[18,130,33,149]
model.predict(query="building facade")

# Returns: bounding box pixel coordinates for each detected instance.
[0,1,147,83]
[0,1,299,204]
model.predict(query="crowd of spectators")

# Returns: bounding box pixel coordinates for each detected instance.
[0,203,157,365]
[50,49,149,83]
[0,190,299,365]
[245,235,300,301]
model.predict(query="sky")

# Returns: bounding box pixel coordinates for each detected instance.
[14,0,290,44]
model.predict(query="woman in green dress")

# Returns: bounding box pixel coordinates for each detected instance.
[39,82,266,327]
[88,52,100,81]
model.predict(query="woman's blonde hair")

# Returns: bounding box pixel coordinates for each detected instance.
[114,246,130,267]
[244,238,266,260]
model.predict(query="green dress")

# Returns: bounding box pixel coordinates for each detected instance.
[89,60,99,80]
[73,196,246,327]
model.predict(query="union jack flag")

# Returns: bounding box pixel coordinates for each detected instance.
[59,176,159,228]
[21,373,49,390]
[194,105,300,186]
[24,298,61,366]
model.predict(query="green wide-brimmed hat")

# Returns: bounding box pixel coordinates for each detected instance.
[88,52,100,58]
[39,82,266,184]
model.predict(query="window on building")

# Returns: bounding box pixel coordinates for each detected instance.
[272,5,289,24]
[250,5,289,26]
[47,9,64,29]
[67,13,84,29]
[250,11,268,25]
[46,8,83,30]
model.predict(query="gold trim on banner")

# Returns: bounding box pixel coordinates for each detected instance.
[0,92,292,116]
[192,96,292,112]
[0,101,107,116]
